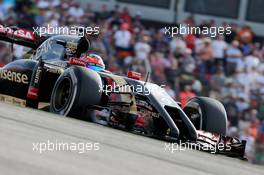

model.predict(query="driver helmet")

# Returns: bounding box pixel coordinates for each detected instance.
[85,53,105,71]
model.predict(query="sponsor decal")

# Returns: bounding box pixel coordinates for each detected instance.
[69,57,86,66]
[0,70,29,84]
[51,61,68,68]
[46,67,63,74]
[34,67,42,84]
[0,94,26,107]
[0,24,35,40]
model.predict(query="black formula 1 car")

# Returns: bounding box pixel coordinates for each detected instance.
[0,25,246,158]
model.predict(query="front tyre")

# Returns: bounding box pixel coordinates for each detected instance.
[50,66,103,118]
[183,97,227,135]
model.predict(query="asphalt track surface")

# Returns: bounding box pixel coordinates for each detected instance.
[0,102,263,175]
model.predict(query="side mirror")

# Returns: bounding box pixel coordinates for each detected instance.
[76,37,90,57]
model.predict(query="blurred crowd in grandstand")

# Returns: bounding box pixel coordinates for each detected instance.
[0,0,264,164]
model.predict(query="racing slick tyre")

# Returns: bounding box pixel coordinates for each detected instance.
[50,66,103,119]
[183,97,227,135]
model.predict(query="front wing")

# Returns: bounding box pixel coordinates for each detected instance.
[191,130,246,159]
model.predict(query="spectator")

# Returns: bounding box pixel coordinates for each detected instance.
[120,7,132,25]
[179,48,195,73]
[134,35,151,74]
[68,2,84,18]
[90,35,107,59]
[225,40,242,75]
[150,52,167,84]
[225,97,239,127]
[212,35,227,66]
[151,29,168,53]
[98,4,111,20]
[237,25,254,44]
[209,68,226,99]
[184,33,196,51]
[114,23,132,67]
[170,36,186,57]
[179,85,196,107]
[244,49,260,72]
[37,0,50,9]
[133,11,143,29]
[35,9,46,26]
[197,38,214,76]
[134,35,151,61]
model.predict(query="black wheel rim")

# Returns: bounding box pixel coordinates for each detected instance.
[53,77,73,112]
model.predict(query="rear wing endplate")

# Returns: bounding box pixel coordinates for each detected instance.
[0,24,44,49]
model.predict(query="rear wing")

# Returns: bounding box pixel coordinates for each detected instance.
[0,24,45,49]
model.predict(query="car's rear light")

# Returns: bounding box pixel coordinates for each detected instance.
[127,71,141,80]
[69,57,86,67]
[27,86,39,100]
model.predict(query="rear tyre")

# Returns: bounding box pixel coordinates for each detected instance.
[183,97,227,135]
[50,66,103,119]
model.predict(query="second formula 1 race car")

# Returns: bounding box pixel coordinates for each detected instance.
[0,25,246,159]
